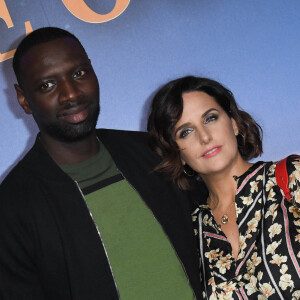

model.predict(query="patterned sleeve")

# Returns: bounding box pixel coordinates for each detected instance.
[287,155,300,208]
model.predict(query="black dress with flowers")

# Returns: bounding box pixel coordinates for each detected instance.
[192,156,300,299]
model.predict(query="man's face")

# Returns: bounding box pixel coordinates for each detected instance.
[16,37,100,142]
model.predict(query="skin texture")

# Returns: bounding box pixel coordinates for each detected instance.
[15,37,100,164]
[174,91,242,178]
[174,91,252,259]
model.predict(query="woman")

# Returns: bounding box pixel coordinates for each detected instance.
[147,76,300,299]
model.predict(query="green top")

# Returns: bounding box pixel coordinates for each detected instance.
[60,143,194,299]
[60,142,119,188]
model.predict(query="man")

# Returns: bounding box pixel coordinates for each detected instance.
[0,27,204,299]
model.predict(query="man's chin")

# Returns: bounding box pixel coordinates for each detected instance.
[45,121,96,143]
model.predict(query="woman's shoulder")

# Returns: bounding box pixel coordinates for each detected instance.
[285,154,300,174]
[285,155,300,195]
[272,155,300,206]
[273,154,300,179]
[265,154,299,175]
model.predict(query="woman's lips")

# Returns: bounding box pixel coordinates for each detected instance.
[202,146,222,158]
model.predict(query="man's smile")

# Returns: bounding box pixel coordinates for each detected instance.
[58,103,90,124]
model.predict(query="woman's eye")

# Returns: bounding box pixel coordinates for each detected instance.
[74,70,86,78]
[40,82,55,91]
[204,114,218,124]
[180,128,193,138]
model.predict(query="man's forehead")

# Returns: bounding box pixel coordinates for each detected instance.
[27,37,83,55]
[21,37,87,67]
[19,37,89,84]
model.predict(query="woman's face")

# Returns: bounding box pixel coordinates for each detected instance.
[173,91,243,178]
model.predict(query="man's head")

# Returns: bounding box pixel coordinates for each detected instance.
[13,27,100,142]
[13,27,87,87]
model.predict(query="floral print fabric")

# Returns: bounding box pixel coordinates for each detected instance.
[192,156,300,299]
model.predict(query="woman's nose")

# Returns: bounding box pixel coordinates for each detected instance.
[198,127,212,145]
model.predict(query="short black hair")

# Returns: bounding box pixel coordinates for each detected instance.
[13,27,87,86]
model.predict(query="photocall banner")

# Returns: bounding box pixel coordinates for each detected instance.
[1,0,299,181]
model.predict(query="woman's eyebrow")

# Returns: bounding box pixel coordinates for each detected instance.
[201,108,219,118]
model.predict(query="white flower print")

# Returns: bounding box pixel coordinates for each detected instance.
[255,210,262,221]
[257,271,263,281]
[266,240,281,255]
[292,290,300,299]
[267,189,276,202]
[279,273,294,292]
[280,263,288,274]
[265,203,278,220]
[251,252,262,266]
[240,195,253,206]
[270,254,287,266]
[236,205,243,216]
[247,218,258,234]
[289,205,300,219]
[265,178,275,192]
[258,283,275,299]
[245,275,258,296]
[216,254,233,274]
[256,175,263,181]
[268,223,282,239]
[239,235,247,251]
[193,158,300,299]
[250,181,259,193]
[205,249,221,263]
[207,237,211,247]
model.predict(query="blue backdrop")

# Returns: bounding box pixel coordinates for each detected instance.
[1,0,299,182]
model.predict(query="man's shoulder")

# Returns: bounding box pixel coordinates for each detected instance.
[0,138,50,191]
[97,128,148,139]
[96,128,161,168]
[97,128,149,148]
[0,148,35,192]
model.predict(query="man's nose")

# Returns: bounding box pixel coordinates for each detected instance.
[58,80,80,104]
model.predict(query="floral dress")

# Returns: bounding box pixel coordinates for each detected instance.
[192,156,300,299]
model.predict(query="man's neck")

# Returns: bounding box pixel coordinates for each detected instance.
[40,131,100,165]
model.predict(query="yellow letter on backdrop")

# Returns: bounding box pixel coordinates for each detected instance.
[0,0,33,62]
[0,0,13,28]
[62,0,130,23]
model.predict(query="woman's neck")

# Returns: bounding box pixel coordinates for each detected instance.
[202,159,252,209]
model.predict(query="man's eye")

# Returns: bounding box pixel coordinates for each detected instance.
[204,114,218,124]
[40,82,55,91]
[74,70,86,78]
[180,128,193,138]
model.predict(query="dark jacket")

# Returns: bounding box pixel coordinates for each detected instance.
[0,129,204,299]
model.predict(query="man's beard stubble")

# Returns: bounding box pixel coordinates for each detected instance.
[43,101,100,142]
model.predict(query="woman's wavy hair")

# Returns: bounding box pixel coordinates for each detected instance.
[147,76,263,190]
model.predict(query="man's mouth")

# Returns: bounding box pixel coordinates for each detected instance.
[58,105,89,124]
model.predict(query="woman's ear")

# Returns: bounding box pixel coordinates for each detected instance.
[15,84,32,114]
[231,118,239,136]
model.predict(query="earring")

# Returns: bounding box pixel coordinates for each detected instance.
[183,165,195,177]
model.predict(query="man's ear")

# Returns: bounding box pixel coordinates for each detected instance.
[14,84,32,114]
